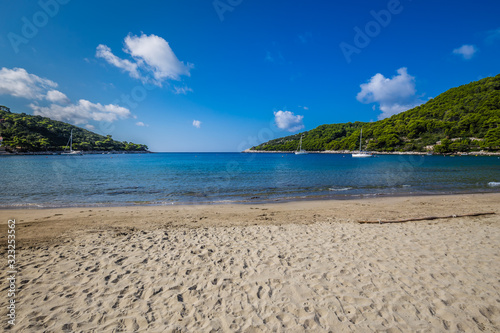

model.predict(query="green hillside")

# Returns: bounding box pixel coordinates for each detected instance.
[0,106,148,152]
[251,74,500,153]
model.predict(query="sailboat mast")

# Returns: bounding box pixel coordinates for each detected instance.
[70,129,73,152]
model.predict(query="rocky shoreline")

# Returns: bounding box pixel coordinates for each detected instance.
[242,149,500,156]
[0,150,152,156]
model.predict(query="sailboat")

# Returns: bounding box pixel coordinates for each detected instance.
[352,128,372,158]
[295,134,308,155]
[62,129,82,155]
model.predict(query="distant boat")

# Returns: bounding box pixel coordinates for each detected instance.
[295,134,308,155]
[62,129,82,155]
[352,128,373,158]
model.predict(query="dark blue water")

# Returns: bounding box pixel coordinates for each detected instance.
[0,153,499,208]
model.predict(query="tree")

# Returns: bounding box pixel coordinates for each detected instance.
[38,138,50,150]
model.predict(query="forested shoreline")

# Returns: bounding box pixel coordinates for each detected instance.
[251,75,500,153]
[0,106,149,153]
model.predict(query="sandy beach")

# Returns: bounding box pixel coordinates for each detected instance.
[1,193,499,332]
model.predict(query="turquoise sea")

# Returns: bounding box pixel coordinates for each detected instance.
[0,153,499,208]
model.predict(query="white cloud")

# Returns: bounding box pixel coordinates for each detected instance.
[274,110,304,132]
[192,120,201,128]
[0,67,132,126]
[136,121,148,127]
[46,90,70,104]
[173,86,193,95]
[452,44,477,60]
[96,44,140,79]
[30,100,131,125]
[96,33,193,87]
[356,67,424,120]
[0,67,58,100]
[124,34,192,81]
[85,124,96,130]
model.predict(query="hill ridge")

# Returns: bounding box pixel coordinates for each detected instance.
[250,74,500,153]
[0,106,148,152]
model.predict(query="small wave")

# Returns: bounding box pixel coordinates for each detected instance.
[0,203,46,209]
[488,182,500,187]
[329,187,353,192]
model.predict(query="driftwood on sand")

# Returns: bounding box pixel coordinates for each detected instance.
[358,212,496,224]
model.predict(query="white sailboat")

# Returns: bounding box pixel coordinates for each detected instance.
[62,129,82,155]
[295,134,308,155]
[352,128,373,158]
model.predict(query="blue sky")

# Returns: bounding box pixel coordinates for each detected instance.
[1,0,499,152]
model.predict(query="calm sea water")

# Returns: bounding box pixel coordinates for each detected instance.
[0,153,499,208]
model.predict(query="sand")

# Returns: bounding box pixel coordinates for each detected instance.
[1,193,499,332]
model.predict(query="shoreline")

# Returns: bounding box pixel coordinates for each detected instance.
[2,189,500,210]
[0,150,152,156]
[243,149,500,156]
[2,192,499,241]
[1,150,499,156]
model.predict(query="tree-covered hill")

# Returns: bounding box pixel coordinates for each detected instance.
[0,106,148,152]
[251,74,500,153]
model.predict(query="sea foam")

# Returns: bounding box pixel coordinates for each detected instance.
[329,187,353,191]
